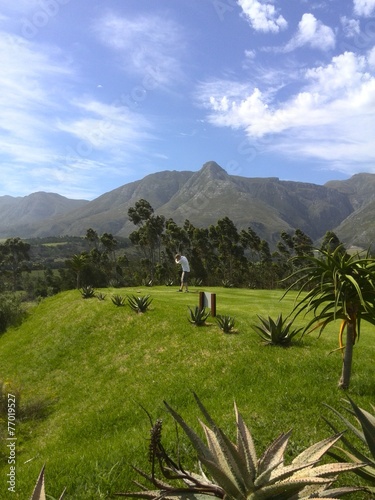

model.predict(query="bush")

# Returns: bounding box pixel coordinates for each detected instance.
[0,293,26,334]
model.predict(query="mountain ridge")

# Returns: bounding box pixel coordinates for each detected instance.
[1,161,374,249]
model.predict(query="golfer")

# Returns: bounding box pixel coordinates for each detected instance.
[175,254,190,292]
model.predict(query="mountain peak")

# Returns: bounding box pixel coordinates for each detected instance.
[199,161,228,179]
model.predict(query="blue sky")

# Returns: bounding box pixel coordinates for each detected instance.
[1,0,375,199]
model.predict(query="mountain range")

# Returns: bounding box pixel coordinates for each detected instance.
[1,161,375,249]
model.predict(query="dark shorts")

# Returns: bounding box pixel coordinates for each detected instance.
[181,271,190,283]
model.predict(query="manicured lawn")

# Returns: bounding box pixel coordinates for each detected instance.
[0,286,373,498]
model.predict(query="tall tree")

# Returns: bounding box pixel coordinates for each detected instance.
[209,217,245,283]
[0,237,31,291]
[285,246,375,389]
[128,199,165,280]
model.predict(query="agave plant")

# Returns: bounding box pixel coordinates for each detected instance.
[128,294,152,313]
[251,313,303,346]
[323,397,375,492]
[31,465,66,499]
[111,294,126,307]
[118,394,365,499]
[80,285,96,299]
[96,291,106,301]
[188,306,210,326]
[216,314,236,334]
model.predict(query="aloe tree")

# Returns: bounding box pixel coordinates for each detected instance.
[284,245,375,389]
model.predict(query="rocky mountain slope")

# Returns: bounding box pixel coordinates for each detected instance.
[1,161,374,248]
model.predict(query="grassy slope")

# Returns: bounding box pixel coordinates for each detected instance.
[0,286,374,499]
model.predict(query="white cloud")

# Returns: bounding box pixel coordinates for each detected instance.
[237,0,287,33]
[92,13,186,86]
[197,51,375,172]
[283,13,336,52]
[341,16,361,37]
[353,0,375,16]
[0,30,157,198]
[57,99,154,150]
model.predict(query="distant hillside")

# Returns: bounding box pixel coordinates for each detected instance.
[0,192,88,238]
[1,162,375,249]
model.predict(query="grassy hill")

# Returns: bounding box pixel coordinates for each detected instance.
[0,287,374,498]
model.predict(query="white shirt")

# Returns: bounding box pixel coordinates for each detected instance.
[177,255,190,272]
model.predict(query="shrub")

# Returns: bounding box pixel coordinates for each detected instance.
[323,397,375,492]
[111,294,126,307]
[119,394,366,499]
[251,313,303,346]
[0,293,26,334]
[216,314,236,333]
[127,295,152,313]
[187,306,210,326]
[80,285,96,299]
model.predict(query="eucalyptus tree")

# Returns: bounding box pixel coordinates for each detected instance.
[128,199,165,281]
[285,245,375,389]
[0,237,31,291]
[208,217,246,284]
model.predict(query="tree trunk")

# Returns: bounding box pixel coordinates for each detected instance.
[338,322,355,389]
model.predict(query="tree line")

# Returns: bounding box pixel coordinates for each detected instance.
[0,198,346,296]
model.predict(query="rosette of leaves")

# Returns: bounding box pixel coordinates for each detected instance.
[80,285,95,299]
[252,313,303,346]
[323,397,375,492]
[111,294,126,307]
[216,315,236,334]
[128,294,152,313]
[118,393,365,499]
[188,306,210,326]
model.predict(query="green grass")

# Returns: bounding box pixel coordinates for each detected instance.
[0,286,374,498]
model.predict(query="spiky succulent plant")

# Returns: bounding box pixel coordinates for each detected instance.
[128,294,153,313]
[112,294,126,307]
[323,397,375,492]
[31,465,66,500]
[188,306,210,326]
[216,315,236,334]
[252,314,303,346]
[117,394,365,499]
[80,285,96,299]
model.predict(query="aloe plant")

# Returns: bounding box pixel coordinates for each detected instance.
[188,306,210,326]
[251,313,303,346]
[323,397,375,491]
[111,294,126,306]
[118,394,365,499]
[128,294,152,313]
[96,291,106,301]
[31,465,66,500]
[216,314,236,333]
[80,285,95,299]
